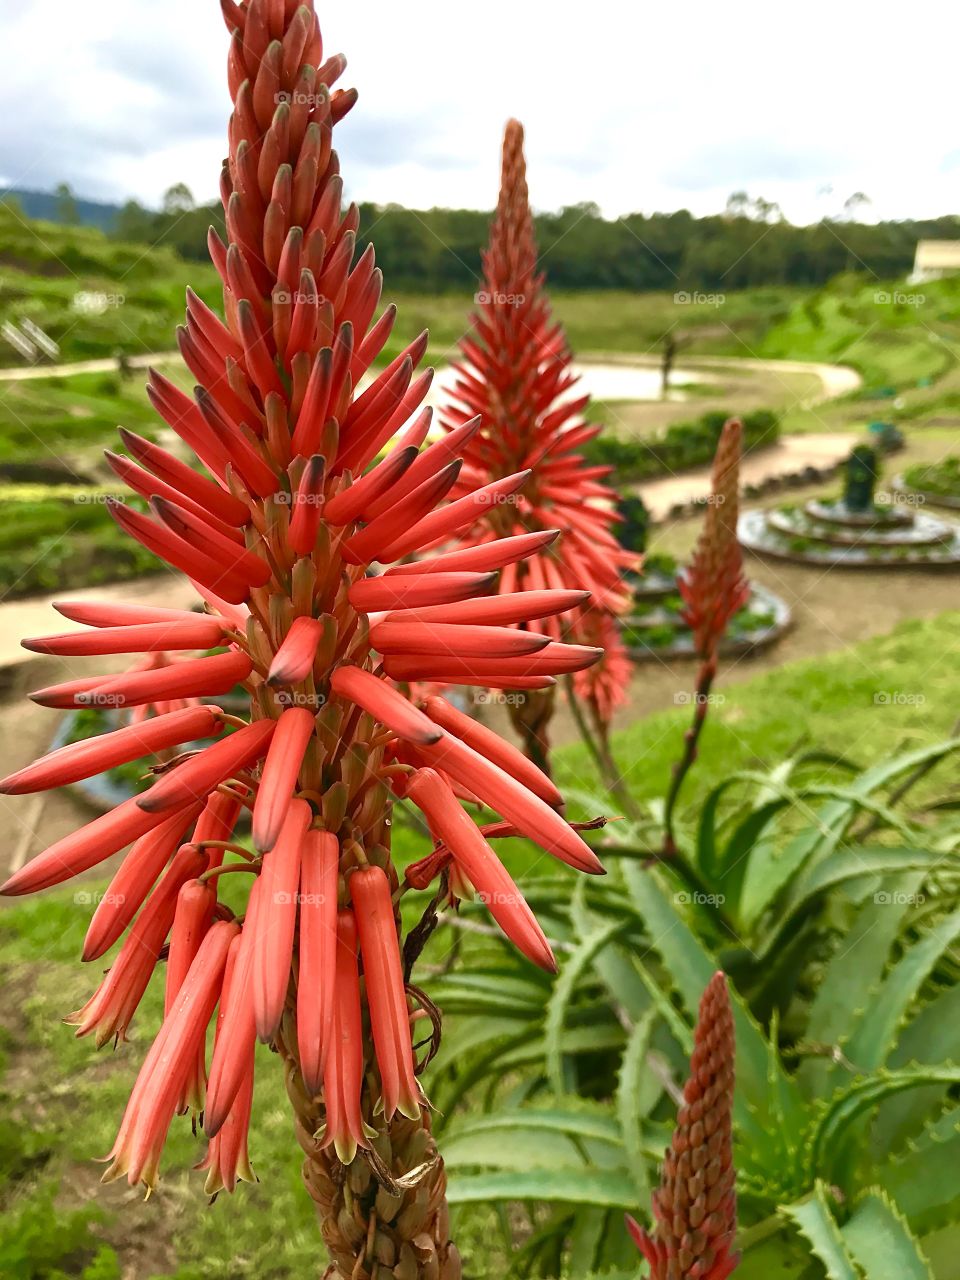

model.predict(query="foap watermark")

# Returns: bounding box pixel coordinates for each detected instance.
[874,690,926,707]
[874,890,926,906]
[274,891,328,906]
[475,289,525,308]
[675,890,726,907]
[74,890,125,906]
[477,890,526,907]
[674,290,725,308]
[276,690,327,710]
[874,289,925,308]
[73,492,124,506]
[275,89,328,108]
[674,691,726,707]
[875,490,926,508]
[475,690,527,707]
[274,287,322,306]
[72,290,125,315]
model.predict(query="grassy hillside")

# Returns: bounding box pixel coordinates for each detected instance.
[0,204,221,366]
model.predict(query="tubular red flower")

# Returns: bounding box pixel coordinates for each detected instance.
[251,708,316,851]
[22,618,227,656]
[267,616,325,685]
[420,694,561,806]
[348,864,420,1121]
[74,650,253,712]
[104,918,238,1191]
[166,878,218,1113]
[83,806,201,961]
[0,705,221,795]
[196,933,256,1196]
[205,878,262,1138]
[406,768,555,971]
[253,799,309,1040]
[68,843,207,1046]
[0,794,198,896]
[321,909,372,1164]
[297,829,339,1095]
[137,718,276,814]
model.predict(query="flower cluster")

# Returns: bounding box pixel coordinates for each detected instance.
[440,119,634,732]
[677,419,749,661]
[2,3,605,1255]
[627,970,739,1280]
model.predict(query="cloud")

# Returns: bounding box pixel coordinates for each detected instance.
[0,0,956,224]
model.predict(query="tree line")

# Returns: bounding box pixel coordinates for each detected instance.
[76,185,960,292]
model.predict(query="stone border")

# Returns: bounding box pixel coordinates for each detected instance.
[622,582,792,662]
[738,509,960,569]
[892,474,960,512]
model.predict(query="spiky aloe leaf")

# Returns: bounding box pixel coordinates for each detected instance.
[841,1188,934,1278]
[763,846,957,955]
[545,918,631,1093]
[808,1065,960,1183]
[446,1167,638,1208]
[838,907,960,1074]
[877,983,960,1152]
[615,1010,658,1199]
[620,861,803,1154]
[799,871,927,1098]
[782,1181,860,1280]
[570,879,652,1022]
[876,1105,960,1234]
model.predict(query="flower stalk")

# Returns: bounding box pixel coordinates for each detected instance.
[1,4,608,1275]
[663,419,749,855]
[627,970,739,1280]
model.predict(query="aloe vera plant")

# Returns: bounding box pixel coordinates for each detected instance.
[421,739,960,1276]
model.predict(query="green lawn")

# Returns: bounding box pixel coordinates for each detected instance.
[1,610,959,1279]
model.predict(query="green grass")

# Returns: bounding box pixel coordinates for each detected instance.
[0,372,162,471]
[0,205,221,368]
[0,486,162,600]
[1,611,959,1277]
[557,611,960,821]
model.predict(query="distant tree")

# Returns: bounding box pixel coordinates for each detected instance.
[162,182,195,216]
[842,191,871,220]
[725,191,751,218]
[115,198,153,242]
[54,182,79,225]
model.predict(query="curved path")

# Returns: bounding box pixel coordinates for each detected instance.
[0,351,862,406]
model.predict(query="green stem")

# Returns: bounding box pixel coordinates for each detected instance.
[662,653,717,857]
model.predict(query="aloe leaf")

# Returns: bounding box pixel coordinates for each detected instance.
[782,1181,861,1280]
[841,1188,934,1278]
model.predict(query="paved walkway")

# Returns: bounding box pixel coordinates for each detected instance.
[636,432,858,519]
[0,573,198,670]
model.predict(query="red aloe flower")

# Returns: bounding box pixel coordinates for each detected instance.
[3,3,605,1270]
[677,419,750,663]
[439,118,634,763]
[627,971,739,1280]
[664,420,749,853]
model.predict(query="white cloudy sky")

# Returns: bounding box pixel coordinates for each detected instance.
[0,0,956,224]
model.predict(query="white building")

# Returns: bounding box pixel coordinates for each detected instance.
[909,240,960,283]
